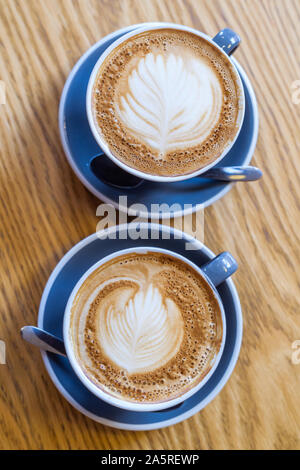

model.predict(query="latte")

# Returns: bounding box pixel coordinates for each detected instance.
[91,28,241,177]
[69,252,223,404]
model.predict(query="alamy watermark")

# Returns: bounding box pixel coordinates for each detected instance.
[0,81,5,105]
[95,196,205,250]
[291,340,300,365]
[291,80,300,105]
[0,340,6,364]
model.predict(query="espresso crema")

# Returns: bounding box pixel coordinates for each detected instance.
[69,252,223,404]
[92,28,241,177]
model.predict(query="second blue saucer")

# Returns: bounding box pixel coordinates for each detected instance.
[38,224,242,430]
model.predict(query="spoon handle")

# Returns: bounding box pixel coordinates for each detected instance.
[202,166,262,182]
[21,326,66,357]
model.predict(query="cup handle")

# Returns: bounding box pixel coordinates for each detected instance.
[201,252,238,287]
[213,29,241,56]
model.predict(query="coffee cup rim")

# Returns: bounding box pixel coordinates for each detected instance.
[63,246,227,412]
[86,22,245,183]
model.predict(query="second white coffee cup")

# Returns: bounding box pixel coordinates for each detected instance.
[63,246,236,412]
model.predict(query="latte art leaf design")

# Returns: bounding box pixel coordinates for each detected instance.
[117,52,223,155]
[99,284,184,373]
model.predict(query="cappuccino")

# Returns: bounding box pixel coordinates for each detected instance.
[69,252,223,404]
[91,28,241,177]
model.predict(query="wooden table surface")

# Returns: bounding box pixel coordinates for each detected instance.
[1,0,300,450]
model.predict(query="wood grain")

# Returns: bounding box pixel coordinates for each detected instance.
[0,0,300,450]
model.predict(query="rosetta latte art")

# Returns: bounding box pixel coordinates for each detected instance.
[99,284,184,373]
[117,52,223,156]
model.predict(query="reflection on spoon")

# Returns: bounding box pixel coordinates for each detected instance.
[21,326,66,356]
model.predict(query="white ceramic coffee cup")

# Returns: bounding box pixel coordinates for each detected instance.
[63,246,235,412]
[86,23,245,183]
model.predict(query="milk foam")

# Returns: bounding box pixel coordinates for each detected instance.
[70,252,223,404]
[117,52,223,156]
[93,29,240,177]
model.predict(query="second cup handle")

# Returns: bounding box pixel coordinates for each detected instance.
[213,28,241,56]
[202,252,238,287]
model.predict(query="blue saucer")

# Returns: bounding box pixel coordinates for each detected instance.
[59,24,259,219]
[38,224,242,430]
